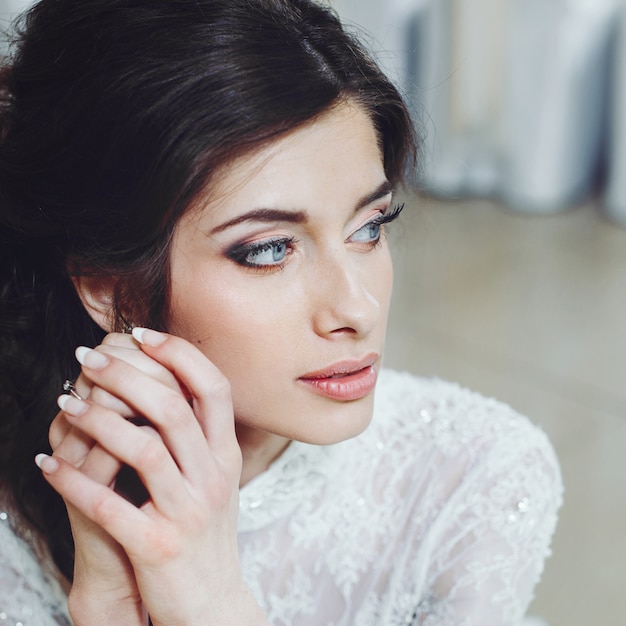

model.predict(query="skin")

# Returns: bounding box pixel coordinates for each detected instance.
[41,100,398,624]
[168,100,395,482]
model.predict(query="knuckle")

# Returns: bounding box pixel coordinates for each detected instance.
[88,386,134,417]
[158,392,192,427]
[143,526,181,562]
[206,472,234,511]
[117,366,141,390]
[207,373,231,399]
[136,437,168,471]
[92,493,118,527]
[87,385,113,405]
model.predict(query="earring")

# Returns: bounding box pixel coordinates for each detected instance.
[118,314,135,334]
[62,379,83,400]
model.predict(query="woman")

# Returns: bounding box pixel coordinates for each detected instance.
[0,0,562,624]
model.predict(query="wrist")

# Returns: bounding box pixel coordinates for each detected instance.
[148,582,268,626]
[68,585,148,626]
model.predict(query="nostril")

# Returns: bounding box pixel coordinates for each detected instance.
[331,327,358,335]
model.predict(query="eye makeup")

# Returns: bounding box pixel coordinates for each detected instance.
[360,202,405,232]
[224,202,405,271]
[348,202,405,246]
[226,235,298,269]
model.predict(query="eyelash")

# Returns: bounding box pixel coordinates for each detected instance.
[365,202,405,232]
[226,202,405,271]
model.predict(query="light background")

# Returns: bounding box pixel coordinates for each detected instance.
[386,192,626,626]
[331,1,626,624]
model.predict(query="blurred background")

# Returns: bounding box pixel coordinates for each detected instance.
[333,0,626,221]
[330,1,626,625]
[1,0,625,624]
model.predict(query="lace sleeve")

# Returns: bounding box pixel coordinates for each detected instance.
[0,513,72,626]
[415,416,563,626]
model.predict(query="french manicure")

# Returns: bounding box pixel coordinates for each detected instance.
[75,346,109,370]
[132,327,166,347]
[57,394,88,416]
[35,453,59,474]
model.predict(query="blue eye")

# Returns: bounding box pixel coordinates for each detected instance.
[245,240,288,265]
[227,236,295,269]
[352,221,381,243]
[349,203,405,246]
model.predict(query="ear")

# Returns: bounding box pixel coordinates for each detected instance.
[71,274,118,332]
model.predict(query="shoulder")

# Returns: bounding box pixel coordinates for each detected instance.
[369,370,563,526]
[371,368,563,553]
[362,371,563,621]
[373,369,560,470]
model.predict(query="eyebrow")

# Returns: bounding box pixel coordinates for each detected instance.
[209,180,393,234]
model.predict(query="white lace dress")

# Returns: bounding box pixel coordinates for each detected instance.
[0,370,563,625]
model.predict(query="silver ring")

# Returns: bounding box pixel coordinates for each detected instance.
[62,379,83,400]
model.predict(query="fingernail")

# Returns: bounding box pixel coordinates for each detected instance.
[57,394,88,416]
[75,346,109,370]
[35,453,59,474]
[132,327,166,347]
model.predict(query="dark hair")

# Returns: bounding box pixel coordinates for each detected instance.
[0,0,417,580]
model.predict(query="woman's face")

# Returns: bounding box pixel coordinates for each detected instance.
[168,102,396,448]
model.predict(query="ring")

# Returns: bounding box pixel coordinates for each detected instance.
[62,379,83,400]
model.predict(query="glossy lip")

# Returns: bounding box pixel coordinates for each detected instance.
[298,354,379,401]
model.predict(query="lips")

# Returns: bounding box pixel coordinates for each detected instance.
[298,354,379,401]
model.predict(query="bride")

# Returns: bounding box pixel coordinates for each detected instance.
[0,0,562,624]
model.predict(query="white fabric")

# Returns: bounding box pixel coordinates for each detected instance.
[0,370,562,625]
[238,370,562,625]
[0,516,71,625]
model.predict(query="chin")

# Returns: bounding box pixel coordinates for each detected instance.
[290,395,376,446]
[232,381,377,446]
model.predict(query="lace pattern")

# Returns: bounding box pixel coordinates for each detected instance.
[238,371,563,625]
[0,513,71,626]
[0,371,563,625]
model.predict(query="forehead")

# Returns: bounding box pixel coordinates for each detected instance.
[190,102,385,220]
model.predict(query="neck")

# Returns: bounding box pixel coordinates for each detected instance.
[235,423,291,487]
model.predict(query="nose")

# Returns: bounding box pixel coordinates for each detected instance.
[311,253,384,338]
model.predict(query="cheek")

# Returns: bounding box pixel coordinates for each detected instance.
[169,270,301,365]
[373,247,394,318]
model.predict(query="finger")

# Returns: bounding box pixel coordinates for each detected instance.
[79,441,124,486]
[99,343,185,395]
[73,347,218,482]
[49,410,72,449]
[35,453,150,551]
[59,395,190,513]
[54,333,189,469]
[51,409,94,466]
[132,329,238,459]
[100,332,141,349]
[68,332,187,419]
[52,411,119,482]
[77,420,161,488]
[89,340,189,416]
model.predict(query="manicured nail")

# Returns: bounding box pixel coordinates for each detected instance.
[132,327,166,347]
[57,394,88,416]
[35,453,59,474]
[75,346,109,370]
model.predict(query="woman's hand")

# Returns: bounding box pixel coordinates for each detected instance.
[49,441,147,625]
[48,333,186,625]
[40,329,267,626]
